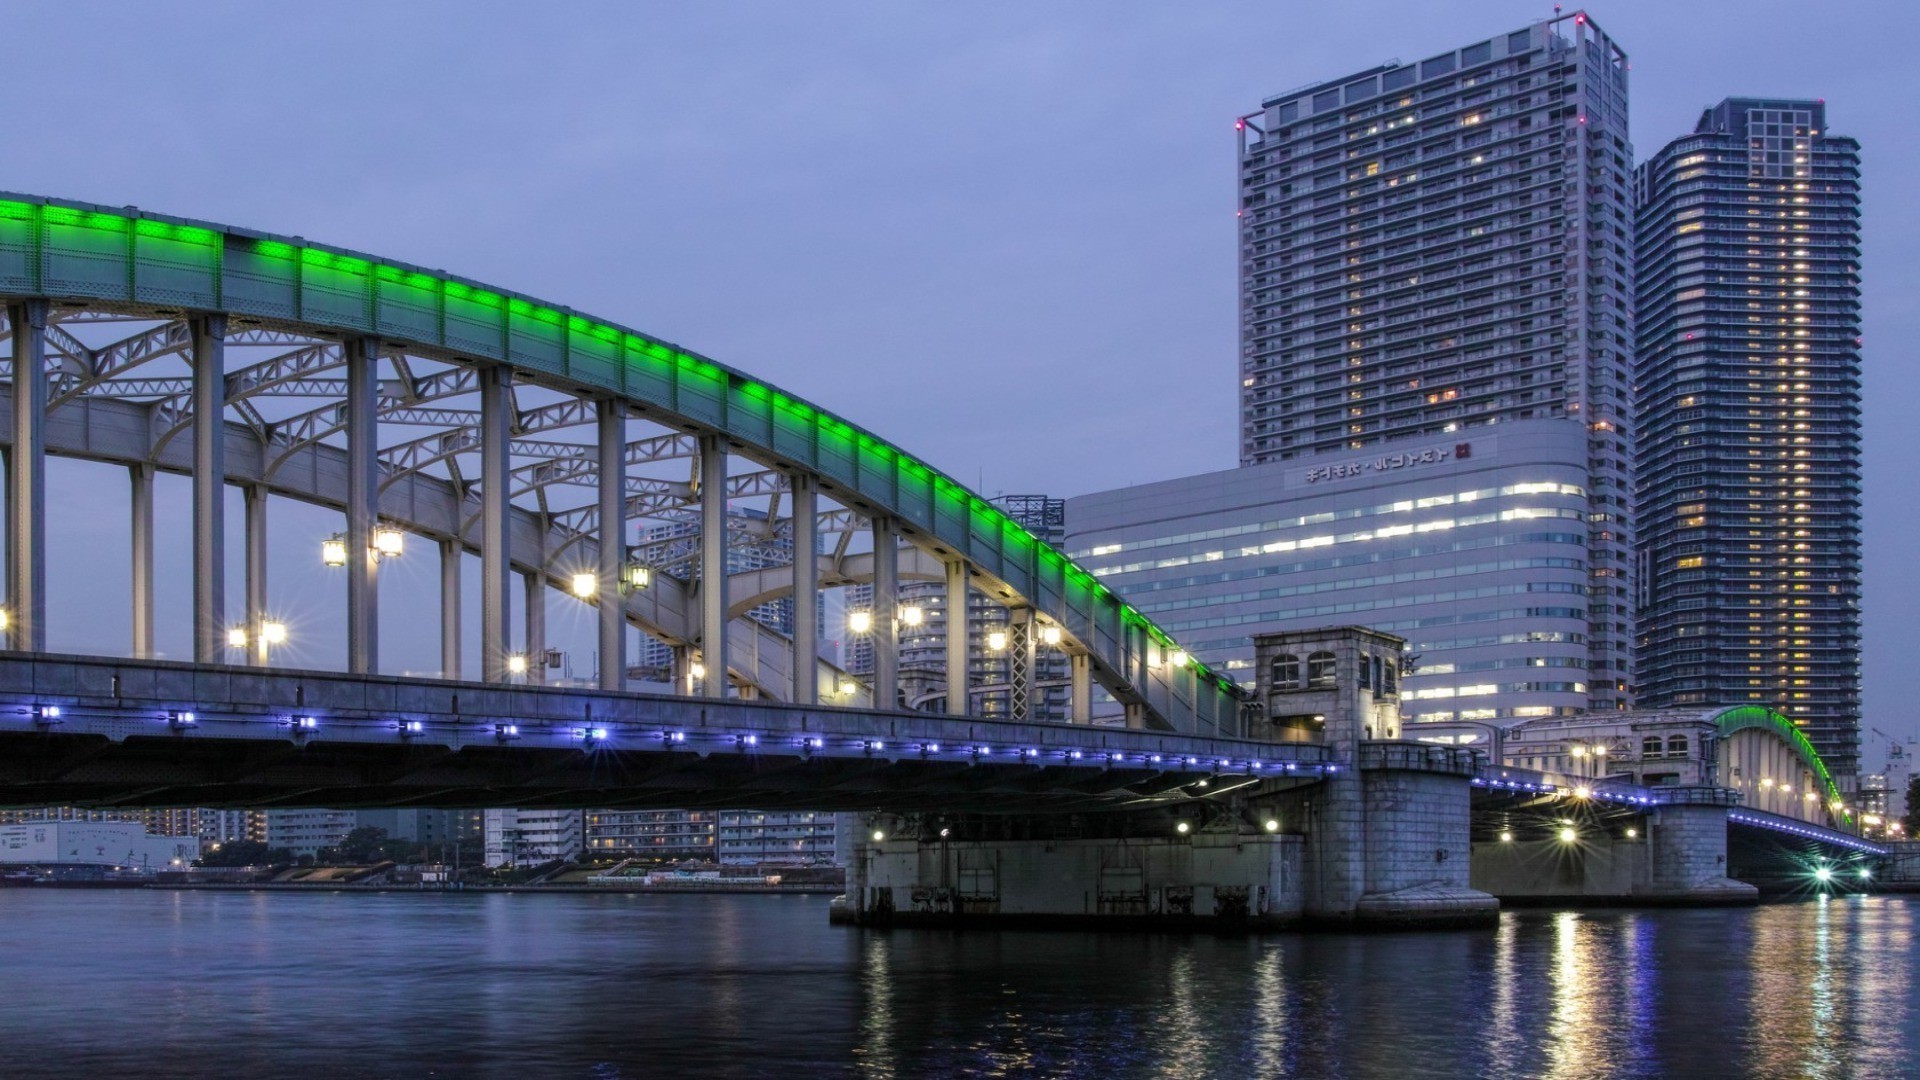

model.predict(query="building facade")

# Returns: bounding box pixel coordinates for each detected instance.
[482,809,585,867]
[1236,10,1635,708]
[1633,98,1863,778]
[264,809,359,859]
[1066,419,1593,726]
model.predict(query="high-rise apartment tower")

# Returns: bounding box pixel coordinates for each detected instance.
[1235,10,1636,709]
[1633,98,1862,777]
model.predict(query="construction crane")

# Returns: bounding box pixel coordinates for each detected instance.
[1870,726,1913,764]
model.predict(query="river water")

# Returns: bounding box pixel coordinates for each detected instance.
[1,889,1915,1079]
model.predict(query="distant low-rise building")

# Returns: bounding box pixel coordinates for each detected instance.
[0,820,198,870]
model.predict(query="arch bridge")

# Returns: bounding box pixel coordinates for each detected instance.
[0,192,1245,747]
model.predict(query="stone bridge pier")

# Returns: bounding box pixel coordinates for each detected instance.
[1470,790,1758,905]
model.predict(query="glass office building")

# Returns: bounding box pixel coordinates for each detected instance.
[1067,419,1594,725]
[1633,98,1863,777]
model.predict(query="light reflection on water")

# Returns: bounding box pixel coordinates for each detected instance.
[0,890,1914,1078]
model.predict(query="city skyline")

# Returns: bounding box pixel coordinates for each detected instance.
[5,2,1915,762]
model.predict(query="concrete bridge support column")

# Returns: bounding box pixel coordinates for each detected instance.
[129,464,155,659]
[244,485,268,666]
[697,435,727,699]
[943,557,968,716]
[439,539,461,681]
[189,314,225,664]
[870,517,898,710]
[344,336,379,675]
[790,474,818,705]
[595,399,625,692]
[1647,803,1755,903]
[479,364,512,683]
[523,572,546,685]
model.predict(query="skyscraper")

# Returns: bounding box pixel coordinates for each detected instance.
[1633,98,1862,778]
[1235,10,1636,709]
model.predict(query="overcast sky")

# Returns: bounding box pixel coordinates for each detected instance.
[10,2,1916,764]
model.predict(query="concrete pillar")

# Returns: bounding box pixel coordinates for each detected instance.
[790,474,818,705]
[596,399,626,692]
[524,571,546,685]
[439,538,461,681]
[1069,652,1092,724]
[697,435,727,698]
[944,558,969,716]
[1648,802,1756,903]
[343,337,378,675]
[244,485,268,666]
[129,463,155,659]
[190,314,225,663]
[869,517,898,710]
[479,365,512,683]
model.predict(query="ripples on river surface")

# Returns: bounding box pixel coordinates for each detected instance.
[0,890,1914,1079]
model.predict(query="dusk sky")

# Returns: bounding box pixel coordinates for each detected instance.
[10,2,1915,763]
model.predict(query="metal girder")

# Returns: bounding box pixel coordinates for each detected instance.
[46,321,191,409]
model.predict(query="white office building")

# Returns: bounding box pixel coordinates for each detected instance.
[1066,419,1593,727]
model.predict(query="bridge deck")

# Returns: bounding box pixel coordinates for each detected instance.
[0,654,1328,812]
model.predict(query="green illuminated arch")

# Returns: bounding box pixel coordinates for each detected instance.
[0,193,1240,733]
[1713,705,1850,825]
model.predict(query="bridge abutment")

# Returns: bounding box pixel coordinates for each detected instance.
[1471,795,1757,906]
[1288,744,1499,928]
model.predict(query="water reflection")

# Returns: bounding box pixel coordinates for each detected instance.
[0,891,1916,1078]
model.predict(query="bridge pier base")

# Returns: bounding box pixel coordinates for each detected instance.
[1279,748,1499,929]
[838,825,1305,931]
[1471,799,1758,906]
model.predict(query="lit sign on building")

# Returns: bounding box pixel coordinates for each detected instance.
[1304,443,1471,484]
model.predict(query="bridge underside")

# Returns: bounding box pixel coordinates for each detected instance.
[0,654,1327,814]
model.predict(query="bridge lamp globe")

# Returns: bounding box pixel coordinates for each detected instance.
[321,535,349,568]
[372,525,405,560]
[227,626,249,649]
[899,605,924,628]
[1039,625,1062,647]
[621,562,652,593]
[1170,649,1190,669]
[1263,819,1281,833]
[1625,828,1638,839]
[571,572,598,599]
[1499,830,1514,843]
[690,662,706,680]
[1814,866,1833,884]
[261,622,287,645]
[1573,786,1592,800]
[1570,745,1588,759]
[1557,827,1577,844]
[506,653,528,676]
[986,629,1008,652]
[870,830,886,843]
[1175,821,1191,835]
[847,610,873,635]
[837,679,858,698]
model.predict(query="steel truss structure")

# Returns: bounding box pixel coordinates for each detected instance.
[0,193,1245,735]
